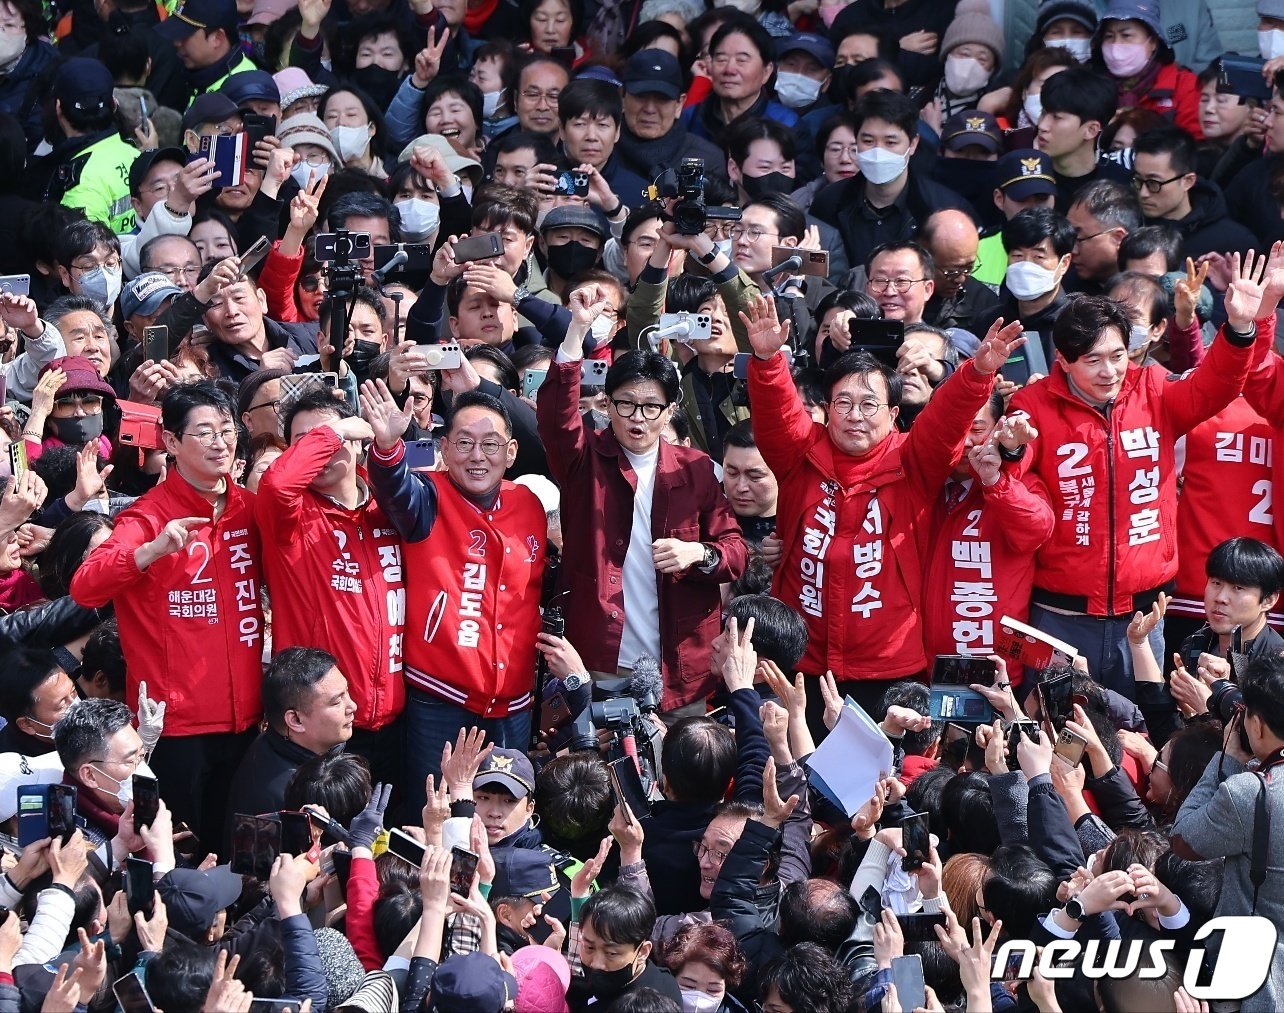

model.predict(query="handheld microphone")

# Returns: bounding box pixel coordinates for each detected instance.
[628,654,664,713]
[372,248,410,285]
[761,254,803,286]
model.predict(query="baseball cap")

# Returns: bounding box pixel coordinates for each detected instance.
[182,91,241,133]
[622,49,683,100]
[490,848,560,899]
[157,866,245,938]
[220,70,281,109]
[246,0,294,27]
[473,748,536,798]
[129,146,187,197]
[54,58,115,113]
[157,0,238,40]
[777,32,835,68]
[576,64,623,88]
[941,110,1002,155]
[995,148,1057,199]
[42,357,116,400]
[428,953,517,1013]
[1035,0,1098,35]
[540,204,608,240]
[121,272,184,320]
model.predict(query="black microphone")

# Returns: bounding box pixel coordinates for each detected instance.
[372,248,409,286]
[761,254,803,285]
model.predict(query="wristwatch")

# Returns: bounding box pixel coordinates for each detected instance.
[511,284,530,306]
[997,442,1026,462]
[696,246,720,265]
[1064,896,1086,922]
[700,544,718,569]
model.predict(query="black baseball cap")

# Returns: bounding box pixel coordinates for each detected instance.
[54,57,115,112]
[157,0,238,40]
[995,148,1057,199]
[129,146,187,196]
[622,49,684,100]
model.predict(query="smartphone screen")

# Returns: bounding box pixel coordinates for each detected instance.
[125,856,155,917]
[897,912,946,942]
[113,972,156,1013]
[387,828,427,868]
[1007,720,1040,771]
[932,655,998,686]
[46,784,76,844]
[279,811,313,856]
[450,846,480,896]
[900,811,929,872]
[891,954,926,1011]
[132,775,159,831]
[229,814,279,880]
[1039,673,1074,732]
[607,757,651,821]
[941,723,971,765]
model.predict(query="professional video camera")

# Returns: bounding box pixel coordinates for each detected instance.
[311,229,368,373]
[645,158,741,236]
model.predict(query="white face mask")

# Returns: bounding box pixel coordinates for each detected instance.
[395,197,441,241]
[482,89,505,118]
[78,264,123,307]
[944,55,990,95]
[331,124,371,162]
[590,315,616,343]
[0,31,24,68]
[1005,260,1060,300]
[291,160,329,190]
[714,238,734,260]
[1045,36,1092,62]
[1129,323,1152,353]
[681,989,723,1013]
[857,146,909,186]
[775,71,823,109]
[1262,29,1284,61]
[1023,93,1043,126]
[91,764,134,808]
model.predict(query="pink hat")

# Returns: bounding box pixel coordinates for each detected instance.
[510,946,570,1013]
[273,67,329,110]
[246,0,293,26]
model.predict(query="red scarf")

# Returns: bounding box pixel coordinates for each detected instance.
[464,0,498,36]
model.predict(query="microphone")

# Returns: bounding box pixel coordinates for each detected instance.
[761,254,803,286]
[628,654,663,714]
[372,248,409,285]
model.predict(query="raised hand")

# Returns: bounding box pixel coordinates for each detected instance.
[818,670,843,731]
[568,284,610,328]
[996,410,1038,450]
[973,318,1026,375]
[171,157,218,211]
[30,367,65,419]
[298,0,331,35]
[720,615,757,693]
[738,293,792,360]
[1126,591,1169,647]
[0,469,47,530]
[410,144,454,193]
[412,28,450,88]
[358,379,413,451]
[571,836,614,898]
[1174,257,1209,329]
[288,173,327,233]
[760,756,800,828]
[194,255,241,303]
[1260,239,1284,320]
[0,293,39,335]
[430,235,468,286]
[440,726,492,800]
[203,950,250,1013]
[1225,249,1268,332]
[967,439,1002,487]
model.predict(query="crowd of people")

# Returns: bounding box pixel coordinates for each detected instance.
[0,0,1280,1007]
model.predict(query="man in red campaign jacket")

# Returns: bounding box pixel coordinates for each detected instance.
[744,291,1025,726]
[1168,397,1277,649]
[921,392,1054,687]
[1009,272,1272,700]
[255,386,407,787]
[361,379,545,816]
[71,381,262,841]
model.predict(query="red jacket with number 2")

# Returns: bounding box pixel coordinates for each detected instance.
[748,351,997,680]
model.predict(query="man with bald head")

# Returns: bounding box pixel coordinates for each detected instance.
[921,209,1000,335]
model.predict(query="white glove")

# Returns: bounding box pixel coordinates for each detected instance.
[137,681,166,752]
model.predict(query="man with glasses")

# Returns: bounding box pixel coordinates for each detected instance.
[123,148,216,280]
[54,698,151,847]
[921,209,1000,335]
[1066,180,1143,295]
[1131,127,1255,263]
[539,285,747,717]
[73,381,264,841]
[743,292,1024,724]
[362,380,546,813]
[53,220,125,317]
[139,236,204,294]
[513,55,570,141]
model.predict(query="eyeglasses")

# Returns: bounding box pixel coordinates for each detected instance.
[1073,230,1106,247]
[1152,758,1168,774]
[693,840,729,864]
[868,276,926,293]
[830,396,886,417]
[297,152,332,167]
[183,427,237,447]
[142,179,177,197]
[704,221,736,240]
[156,265,200,283]
[91,754,141,774]
[937,261,981,280]
[409,391,432,405]
[72,256,122,273]
[824,142,859,158]
[246,399,281,414]
[610,398,667,420]
[54,394,103,409]
[729,226,778,243]
[627,237,658,253]
[520,88,561,106]
[450,436,507,456]
[1131,174,1185,194]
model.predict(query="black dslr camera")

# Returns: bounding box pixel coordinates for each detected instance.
[645,158,740,236]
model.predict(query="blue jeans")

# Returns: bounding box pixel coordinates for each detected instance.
[1029,606,1164,701]
[403,689,532,814]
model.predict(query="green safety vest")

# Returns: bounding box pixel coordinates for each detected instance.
[58,133,141,235]
[194,53,260,104]
[975,231,1008,288]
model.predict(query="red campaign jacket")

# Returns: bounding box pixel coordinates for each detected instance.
[747,351,996,680]
[535,358,748,710]
[385,449,547,718]
[921,472,1054,685]
[70,472,264,737]
[1009,325,1255,616]
[255,427,406,731]
[1129,62,1204,141]
[1170,397,1276,622]
[1236,317,1284,562]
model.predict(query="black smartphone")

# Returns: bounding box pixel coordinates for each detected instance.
[249,1001,301,1012]
[897,911,947,942]
[142,325,168,364]
[242,112,277,168]
[1039,672,1074,732]
[46,784,76,844]
[279,811,313,856]
[551,45,576,70]
[386,828,427,868]
[850,318,905,369]
[450,846,480,896]
[1218,55,1273,102]
[891,954,926,1011]
[900,811,929,872]
[1007,719,1041,771]
[113,972,156,1013]
[451,232,504,263]
[125,856,155,917]
[941,722,972,765]
[132,775,159,831]
[607,756,652,821]
[229,814,280,880]
[932,655,998,687]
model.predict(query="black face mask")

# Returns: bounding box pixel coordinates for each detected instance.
[52,414,104,446]
[352,65,401,109]
[546,240,600,279]
[584,956,642,998]
[345,338,382,384]
[741,171,795,199]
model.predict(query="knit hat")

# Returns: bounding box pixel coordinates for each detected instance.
[275,67,328,113]
[278,113,341,164]
[510,946,570,1013]
[314,928,367,1010]
[1035,0,1098,37]
[941,0,1005,67]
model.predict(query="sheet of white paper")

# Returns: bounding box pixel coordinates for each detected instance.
[804,698,894,817]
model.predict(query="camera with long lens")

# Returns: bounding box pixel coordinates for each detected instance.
[645,158,741,236]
